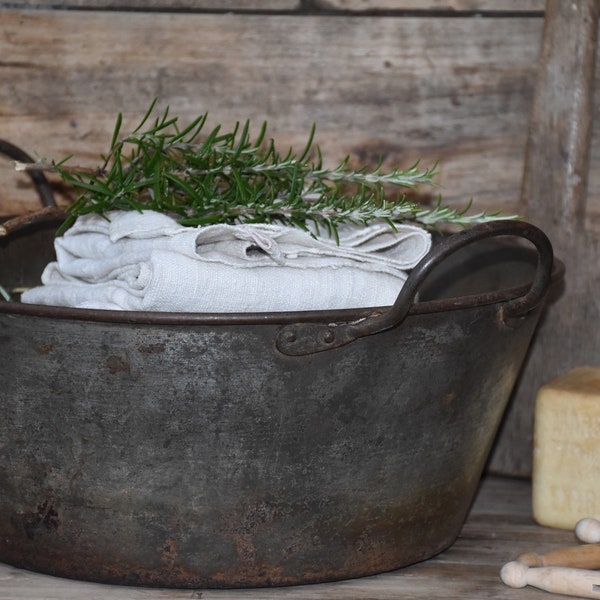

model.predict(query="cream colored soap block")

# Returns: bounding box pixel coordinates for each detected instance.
[532,367,600,530]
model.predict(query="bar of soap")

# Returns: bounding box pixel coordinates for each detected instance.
[532,367,600,529]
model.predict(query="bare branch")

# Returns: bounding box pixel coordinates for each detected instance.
[12,161,102,176]
[0,207,66,237]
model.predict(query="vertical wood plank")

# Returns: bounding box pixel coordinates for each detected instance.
[488,0,600,476]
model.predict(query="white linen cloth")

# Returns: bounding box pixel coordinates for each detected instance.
[21,210,432,312]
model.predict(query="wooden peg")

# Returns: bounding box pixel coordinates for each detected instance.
[501,562,600,599]
[577,518,600,544]
[518,543,600,569]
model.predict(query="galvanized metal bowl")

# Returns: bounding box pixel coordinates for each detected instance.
[0,139,563,588]
[0,213,563,588]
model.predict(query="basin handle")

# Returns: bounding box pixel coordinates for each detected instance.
[276,220,554,356]
[0,139,57,209]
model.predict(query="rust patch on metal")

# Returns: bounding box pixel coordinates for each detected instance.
[136,342,165,355]
[106,354,131,375]
[33,342,52,354]
[441,391,458,406]
[161,537,178,568]
[67,452,88,494]
[223,500,285,565]
[1,487,466,588]
[0,541,220,588]
[209,564,287,588]
[20,499,60,540]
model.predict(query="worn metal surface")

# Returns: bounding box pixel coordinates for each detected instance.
[0,221,561,588]
[276,220,554,355]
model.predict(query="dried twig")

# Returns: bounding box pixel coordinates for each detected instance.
[0,207,67,237]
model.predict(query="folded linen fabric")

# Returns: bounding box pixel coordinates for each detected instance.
[21,211,432,312]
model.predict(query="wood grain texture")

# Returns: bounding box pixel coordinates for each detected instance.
[517,544,600,569]
[1,0,302,10]
[0,0,545,10]
[0,477,579,599]
[0,0,544,14]
[0,9,542,218]
[488,0,600,477]
[315,0,545,12]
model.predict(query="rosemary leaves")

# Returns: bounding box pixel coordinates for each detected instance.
[40,101,517,236]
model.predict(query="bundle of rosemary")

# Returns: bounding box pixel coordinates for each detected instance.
[34,100,514,237]
[9,103,522,312]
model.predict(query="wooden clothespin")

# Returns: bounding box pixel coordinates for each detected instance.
[500,518,600,598]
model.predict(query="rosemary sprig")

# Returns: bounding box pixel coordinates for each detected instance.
[41,100,517,236]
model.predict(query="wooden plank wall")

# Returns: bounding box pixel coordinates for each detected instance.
[1,0,550,220]
[1,0,598,476]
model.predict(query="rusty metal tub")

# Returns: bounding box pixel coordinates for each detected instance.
[0,216,561,588]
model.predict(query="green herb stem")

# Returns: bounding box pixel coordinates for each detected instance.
[41,102,518,236]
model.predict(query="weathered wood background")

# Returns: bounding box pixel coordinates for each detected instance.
[0,0,552,219]
[1,0,598,476]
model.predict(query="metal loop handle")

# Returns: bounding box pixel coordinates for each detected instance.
[0,139,57,209]
[276,221,554,356]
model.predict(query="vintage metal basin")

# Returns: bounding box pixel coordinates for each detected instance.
[0,214,562,588]
[0,147,563,587]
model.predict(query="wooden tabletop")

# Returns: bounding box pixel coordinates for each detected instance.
[0,476,582,599]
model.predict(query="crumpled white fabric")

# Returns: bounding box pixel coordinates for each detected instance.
[21,210,432,312]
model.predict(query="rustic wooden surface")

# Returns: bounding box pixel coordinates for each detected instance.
[3,1,545,10]
[0,477,581,599]
[3,0,303,9]
[315,0,545,11]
